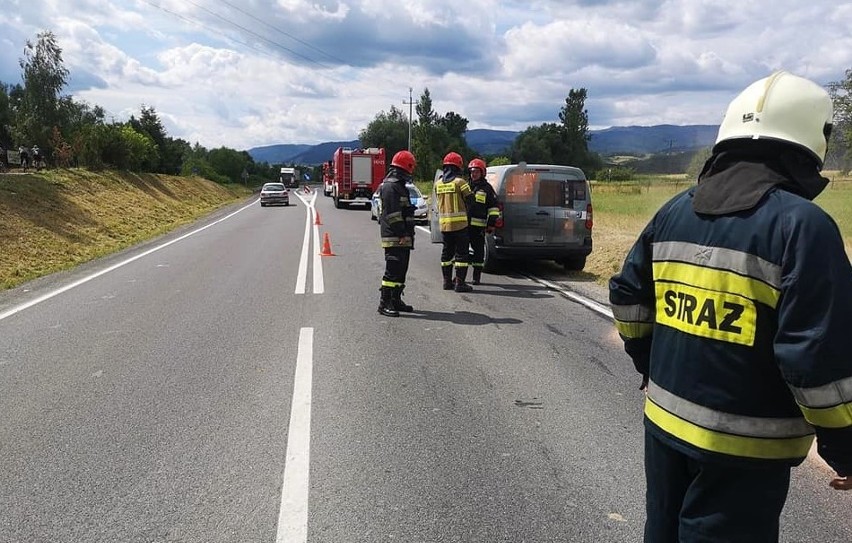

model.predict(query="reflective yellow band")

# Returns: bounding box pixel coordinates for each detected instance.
[470,218,487,227]
[382,280,403,287]
[653,261,780,309]
[798,402,852,429]
[614,319,653,339]
[645,399,814,460]
[439,215,468,226]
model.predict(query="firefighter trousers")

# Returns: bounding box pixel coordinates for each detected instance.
[644,430,791,543]
[469,226,486,268]
[440,228,470,268]
[382,247,411,287]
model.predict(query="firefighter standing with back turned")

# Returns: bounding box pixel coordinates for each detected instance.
[609,71,852,543]
[437,152,474,292]
[377,150,417,317]
[466,158,500,284]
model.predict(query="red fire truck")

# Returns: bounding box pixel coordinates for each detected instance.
[329,147,386,209]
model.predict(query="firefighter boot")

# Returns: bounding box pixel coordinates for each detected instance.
[393,286,413,312]
[442,266,454,290]
[472,268,482,285]
[378,286,399,317]
[454,267,473,293]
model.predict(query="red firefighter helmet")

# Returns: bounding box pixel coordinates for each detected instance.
[391,150,416,174]
[442,152,464,169]
[468,158,486,172]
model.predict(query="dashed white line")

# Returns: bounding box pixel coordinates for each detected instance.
[276,327,314,543]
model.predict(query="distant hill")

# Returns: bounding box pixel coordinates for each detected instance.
[589,124,718,155]
[248,143,313,164]
[246,125,719,165]
[465,129,520,155]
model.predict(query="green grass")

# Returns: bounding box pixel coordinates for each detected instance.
[0,169,252,290]
[586,173,852,285]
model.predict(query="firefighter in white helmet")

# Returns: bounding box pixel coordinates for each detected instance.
[610,71,852,542]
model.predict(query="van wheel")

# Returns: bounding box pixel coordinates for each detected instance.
[561,256,586,271]
[482,235,499,273]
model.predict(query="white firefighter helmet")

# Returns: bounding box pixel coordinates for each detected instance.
[715,71,833,167]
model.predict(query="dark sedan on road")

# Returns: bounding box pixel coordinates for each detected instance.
[260,182,290,207]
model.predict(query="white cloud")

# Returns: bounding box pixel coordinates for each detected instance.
[0,0,848,151]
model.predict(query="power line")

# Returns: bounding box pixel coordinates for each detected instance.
[214,0,349,67]
[141,0,406,103]
[182,0,335,70]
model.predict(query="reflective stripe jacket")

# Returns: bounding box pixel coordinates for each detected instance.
[378,169,415,248]
[468,179,500,229]
[437,173,472,232]
[609,175,852,474]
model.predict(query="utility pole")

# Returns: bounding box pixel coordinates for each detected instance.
[403,87,414,150]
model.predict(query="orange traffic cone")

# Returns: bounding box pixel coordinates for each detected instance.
[320,232,336,256]
[314,210,322,225]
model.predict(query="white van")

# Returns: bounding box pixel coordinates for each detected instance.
[429,163,593,271]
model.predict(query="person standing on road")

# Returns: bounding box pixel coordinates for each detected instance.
[466,158,500,285]
[437,152,474,292]
[377,150,418,317]
[609,70,852,542]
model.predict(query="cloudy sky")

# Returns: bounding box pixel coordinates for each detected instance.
[1,0,849,151]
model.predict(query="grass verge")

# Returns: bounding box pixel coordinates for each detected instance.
[0,169,252,290]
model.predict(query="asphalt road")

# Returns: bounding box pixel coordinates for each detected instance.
[0,188,849,542]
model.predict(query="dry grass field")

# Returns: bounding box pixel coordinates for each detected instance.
[585,171,852,285]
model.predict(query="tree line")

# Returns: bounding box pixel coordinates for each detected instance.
[0,31,282,185]
[358,87,603,180]
[2,30,850,184]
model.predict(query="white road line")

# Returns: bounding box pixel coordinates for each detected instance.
[311,216,324,294]
[294,192,324,295]
[532,277,614,319]
[0,201,257,323]
[295,200,311,295]
[276,327,314,543]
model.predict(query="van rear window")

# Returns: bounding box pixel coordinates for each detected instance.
[500,171,587,206]
[503,172,538,203]
[538,177,587,208]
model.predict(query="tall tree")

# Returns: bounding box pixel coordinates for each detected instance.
[558,88,592,166]
[827,69,852,172]
[358,105,409,157]
[438,111,468,140]
[415,88,438,127]
[129,105,185,174]
[15,31,69,150]
[0,82,18,147]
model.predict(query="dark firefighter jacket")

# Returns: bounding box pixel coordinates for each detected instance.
[468,179,501,229]
[379,168,415,248]
[436,171,473,233]
[609,149,852,476]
